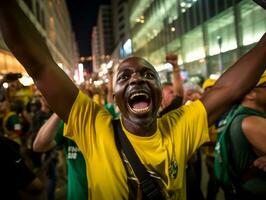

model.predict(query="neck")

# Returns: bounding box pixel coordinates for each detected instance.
[242,102,266,113]
[122,117,157,137]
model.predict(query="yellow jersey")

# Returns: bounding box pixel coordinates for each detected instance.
[64,91,209,200]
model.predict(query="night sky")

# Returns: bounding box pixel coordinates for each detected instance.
[66,0,111,57]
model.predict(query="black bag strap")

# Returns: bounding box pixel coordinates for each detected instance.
[112,119,164,200]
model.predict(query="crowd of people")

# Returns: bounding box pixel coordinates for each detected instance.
[0,71,118,199]
[0,1,266,200]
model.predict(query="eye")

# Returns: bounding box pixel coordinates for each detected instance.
[117,73,129,82]
[144,71,155,79]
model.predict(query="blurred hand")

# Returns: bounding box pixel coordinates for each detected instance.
[253,155,266,172]
[165,54,178,67]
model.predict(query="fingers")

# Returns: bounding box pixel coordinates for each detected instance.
[253,156,266,172]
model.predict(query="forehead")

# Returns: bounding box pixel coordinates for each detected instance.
[117,57,156,73]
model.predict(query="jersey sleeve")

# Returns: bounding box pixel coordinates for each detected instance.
[63,91,112,155]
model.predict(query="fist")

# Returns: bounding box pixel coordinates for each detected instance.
[166,54,178,66]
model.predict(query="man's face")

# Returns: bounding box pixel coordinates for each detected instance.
[113,57,162,126]
[162,84,175,108]
[254,83,266,109]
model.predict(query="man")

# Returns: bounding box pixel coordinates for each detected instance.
[218,74,266,199]
[0,1,266,199]
[159,54,183,117]
[33,113,88,200]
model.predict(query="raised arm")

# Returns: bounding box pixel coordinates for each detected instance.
[33,113,61,152]
[201,33,266,125]
[166,54,184,97]
[0,0,78,122]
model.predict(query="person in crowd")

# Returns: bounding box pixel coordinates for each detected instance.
[182,82,204,200]
[104,67,120,118]
[201,78,220,200]
[1,1,266,199]
[0,96,23,143]
[217,72,266,199]
[0,74,24,144]
[30,92,57,200]
[33,113,88,200]
[182,82,203,104]
[158,54,204,199]
[158,54,183,117]
[0,135,43,199]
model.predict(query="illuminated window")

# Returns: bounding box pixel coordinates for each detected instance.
[240,0,266,46]
[207,8,237,56]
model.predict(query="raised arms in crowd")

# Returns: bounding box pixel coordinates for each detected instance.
[0,0,78,123]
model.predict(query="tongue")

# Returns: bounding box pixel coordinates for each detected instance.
[132,101,148,109]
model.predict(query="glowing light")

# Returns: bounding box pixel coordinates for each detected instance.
[18,75,34,86]
[106,60,113,69]
[210,74,220,80]
[98,71,104,77]
[3,82,8,89]
[123,39,132,55]
[78,63,84,83]
[171,27,176,32]
[94,80,103,86]
[57,63,63,69]
[180,2,186,7]
[74,69,79,82]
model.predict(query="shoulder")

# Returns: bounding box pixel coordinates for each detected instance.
[242,116,266,136]
[182,100,207,116]
[70,90,100,113]
[160,100,208,128]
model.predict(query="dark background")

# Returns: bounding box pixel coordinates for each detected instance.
[66,0,111,57]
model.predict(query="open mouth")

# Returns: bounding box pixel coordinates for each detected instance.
[128,92,151,114]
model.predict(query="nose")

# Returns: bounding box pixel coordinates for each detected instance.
[129,72,144,85]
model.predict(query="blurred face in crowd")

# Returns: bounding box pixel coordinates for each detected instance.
[252,83,266,111]
[161,83,175,109]
[113,57,162,130]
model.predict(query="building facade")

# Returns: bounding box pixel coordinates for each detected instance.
[128,0,266,81]
[96,5,114,71]
[111,0,131,65]
[0,0,79,78]
[91,26,101,73]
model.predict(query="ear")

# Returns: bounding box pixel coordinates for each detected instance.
[245,89,256,101]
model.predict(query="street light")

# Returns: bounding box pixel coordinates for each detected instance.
[217,36,223,72]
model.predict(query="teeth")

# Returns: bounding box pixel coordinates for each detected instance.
[130,106,150,113]
[130,92,148,100]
